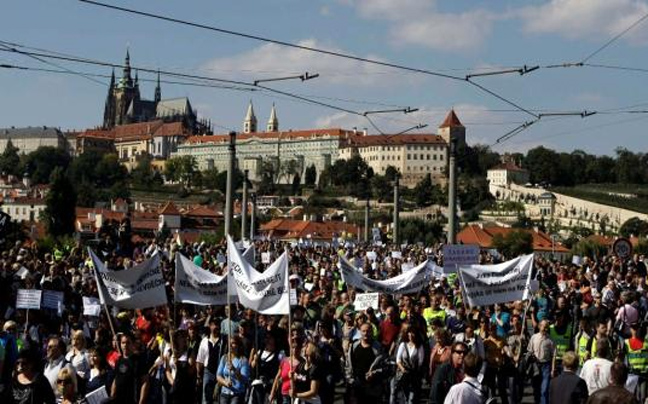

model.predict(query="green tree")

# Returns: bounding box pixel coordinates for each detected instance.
[461,144,500,177]
[202,167,220,190]
[414,174,434,207]
[304,164,317,186]
[524,146,560,185]
[165,156,199,188]
[291,173,301,195]
[615,148,643,184]
[0,140,21,177]
[22,146,71,184]
[370,174,393,202]
[94,154,128,188]
[572,239,607,259]
[42,167,76,238]
[131,154,162,188]
[492,230,534,259]
[399,218,444,245]
[619,217,648,237]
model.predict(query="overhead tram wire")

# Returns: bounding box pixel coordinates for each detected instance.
[581,10,648,64]
[76,0,539,118]
[0,41,399,134]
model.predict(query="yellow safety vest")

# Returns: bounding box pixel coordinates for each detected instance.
[549,325,572,361]
[625,339,648,374]
[576,332,590,366]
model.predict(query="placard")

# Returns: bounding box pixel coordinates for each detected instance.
[86,385,109,404]
[401,263,414,273]
[290,288,298,305]
[16,289,41,310]
[366,251,377,261]
[391,251,402,260]
[353,293,379,311]
[83,297,101,317]
[42,290,64,310]
[443,244,480,273]
[572,255,582,266]
[16,266,29,279]
[261,252,271,264]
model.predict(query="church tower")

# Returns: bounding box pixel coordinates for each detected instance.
[243,101,257,133]
[154,70,161,105]
[267,103,279,132]
[113,49,138,126]
[103,69,116,129]
[438,109,466,148]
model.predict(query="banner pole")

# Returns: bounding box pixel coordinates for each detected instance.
[24,309,29,339]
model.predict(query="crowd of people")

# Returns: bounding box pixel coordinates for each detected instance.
[0,234,646,404]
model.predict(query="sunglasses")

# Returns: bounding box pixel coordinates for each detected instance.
[453,350,467,355]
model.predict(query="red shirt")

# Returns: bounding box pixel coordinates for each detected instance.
[106,350,121,368]
[136,315,154,345]
[380,318,400,347]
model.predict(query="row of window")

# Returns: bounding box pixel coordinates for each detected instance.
[365,145,443,152]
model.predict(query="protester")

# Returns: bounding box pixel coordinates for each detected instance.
[580,339,613,395]
[549,351,589,404]
[442,352,484,404]
[216,335,250,404]
[528,319,555,404]
[586,362,638,404]
[196,317,226,404]
[392,323,425,404]
[56,367,78,404]
[11,349,56,404]
[429,341,467,404]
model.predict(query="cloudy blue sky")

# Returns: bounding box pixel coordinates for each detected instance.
[1,0,648,156]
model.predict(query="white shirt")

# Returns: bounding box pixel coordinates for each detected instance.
[65,349,91,379]
[580,357,613,394]
[44,356,72,393]
[443,376,484,404]
[196,336,224,369]
[396,342,424,368]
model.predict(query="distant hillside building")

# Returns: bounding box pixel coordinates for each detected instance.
[102,50,209,134]
[339,110,465,188]
[173,102,355,183]
[0,126,68,155]
[487,162,530,187]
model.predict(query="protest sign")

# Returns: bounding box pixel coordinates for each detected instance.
[459,254,534,307]
[353,293,379,311]
[261,252,271,264]
[290,289,298,305]
[42,290,64,311]
[90,249,167,309]
[443,244,480,273]
[401,263,414,273]
[227,236,289,315]
[16,266,29,279]
[83,297,101,317]
[391,251,402,260]
[175,253,228,306]
[16,289,41,310]
[572,255,582,266]
[340,257,430,295]
[366,251,377,261]
[86,386,109,404]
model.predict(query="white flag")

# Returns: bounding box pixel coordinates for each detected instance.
[242,245,255,267]
[339,256,430,295]
[227,236,289,315]
[175,253,228,306]
[89,248,167,309]
[459,254,534,308]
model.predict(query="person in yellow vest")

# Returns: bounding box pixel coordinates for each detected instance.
[422,298,446,338]
[624,322,648,402]
[549,312,573,376]
[573,318,592,372]
[586,320,615,361]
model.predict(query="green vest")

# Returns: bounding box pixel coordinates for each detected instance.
[625,339,648,374]
[550,325,572,361]
[576,333,590,366]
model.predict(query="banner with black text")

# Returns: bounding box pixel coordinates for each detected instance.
[339,256,431,295]
[175,253,228,306]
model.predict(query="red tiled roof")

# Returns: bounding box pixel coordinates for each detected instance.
[159,201,181,216]
[131,219,159,231]
[79,121,190,142]
[186,128,354,144]
[75,207,126,222]
[439,110,464,128]
[342,133,446,148]
[457,224,569,253]
[261,219,360,240]
[185,205,221,218]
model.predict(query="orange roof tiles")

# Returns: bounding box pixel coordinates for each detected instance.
[439,110,464,128]
[457,224,570,253]
[78,120,190,142]
[159,201,181,216]
[185,205,221,218]
[342,133,446,148]
[261,219,360,240]
[185,128,355,144]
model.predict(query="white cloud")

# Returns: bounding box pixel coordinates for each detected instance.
[201,39,402,87]
[319,5,331,16]
[520,0,648,43]
[342,0,497,51]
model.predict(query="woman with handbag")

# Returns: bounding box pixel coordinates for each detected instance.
[391,323,425,404]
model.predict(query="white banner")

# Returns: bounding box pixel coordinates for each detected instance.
[16,289,41,310]
[353,293,379,311]
[339,257,431,295]
[227,236,289,315]
[89,249,167,309]
[459,254,534,308]
[82,297,101,317]
[261,252,271,264]
[443,244,480,273]
[243,245,255,267]
[175,253,228,306]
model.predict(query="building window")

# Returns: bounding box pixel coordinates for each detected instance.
[433,155,437,160]
[407,154,411,160]
[420,154,424,160]
[413,154,417,160]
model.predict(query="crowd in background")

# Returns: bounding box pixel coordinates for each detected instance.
[0,234,646,404]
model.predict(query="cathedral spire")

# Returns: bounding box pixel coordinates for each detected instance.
[154,70,161,104]
[267,103,278,132]
[121,48,132,87]
[243,100,257,133]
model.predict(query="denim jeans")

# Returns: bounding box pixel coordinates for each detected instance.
[219,393,245,404]
[532,363,551,404]
[203,369,217,404]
